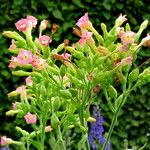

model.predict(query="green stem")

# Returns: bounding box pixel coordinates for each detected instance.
[78,108,90,150]
[102,95,125,150]
[57,125,66,150]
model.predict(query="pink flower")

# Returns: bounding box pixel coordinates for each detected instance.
[61,53,71,59]
[115,55,133,67]
[8,39,18,51]
[76,13,90,28]
[25,76,32,86]
[16,85,26,94]
[24,112,37,124]
[0,136,12,146]
[12,102,17,110]
[27,16,37,28]
[45,126,53,132]
[38,35,51,47]
[15,18,29,32]
[8,56,18,68]
[120,31,135,45]
[17,50,33,65]
[122,55,133,65]
[78,31,93,45]
[32,55,48,70]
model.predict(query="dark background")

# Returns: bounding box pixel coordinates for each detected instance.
[0,0,150,149]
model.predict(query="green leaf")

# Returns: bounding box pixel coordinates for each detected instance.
[52,10,63,20]
[29,140,43,150]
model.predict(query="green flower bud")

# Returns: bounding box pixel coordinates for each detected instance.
[56,43,65,52]
[51,113,59,129]
[60,65,66,77]
[59,90,72,99]
[8,91,19,97]
[128,68,139,83]
[115,94,123,109]
[135,19,149,42]
[16,126,29,136]
[138,67,150,85]
[12,70,31,76]
[6,110,19,116]
[52,97,61,112]
[108,85,118,100]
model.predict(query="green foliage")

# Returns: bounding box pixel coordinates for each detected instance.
[0,0,150,149]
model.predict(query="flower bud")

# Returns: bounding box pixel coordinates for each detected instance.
[108,85,117,100]
[115,14,127,27]
[6,110,19,116]
[51,113,59,129]
[128,68,139,83]
[40,20,48,31]
[12,70,31,76]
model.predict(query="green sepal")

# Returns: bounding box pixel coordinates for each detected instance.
[128,68,139,83]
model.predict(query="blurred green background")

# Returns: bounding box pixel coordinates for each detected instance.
[0,0,150,149]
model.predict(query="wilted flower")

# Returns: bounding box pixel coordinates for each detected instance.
[27,15,37,28]
[15,18,29,32]
[0,136,12,146]
[17,50,33,65]
[25,76,33,86]
[76,13,90,29]
[142,34,150,47]
[78,31,93,45]
[8,56,18,68]
[93,84,101,94]
[38,35,51,46]
[24,112,37,124]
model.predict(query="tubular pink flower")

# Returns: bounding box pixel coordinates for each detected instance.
[76,13,90,29]
[78,31,93,45]
[122,55,133,65]
[32,55,48,70]
[17,50,33,65]
[24,112,37,124]
[0,136,12,146]
[12,102,17,110]
[8,56,18,68]
[27,16,37,28]
[25,76,32,86]
[61,53,71,59]
[16,85,26,94]
[120,31,135,45]
[15,18,29,32]
[38,35,51,47]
